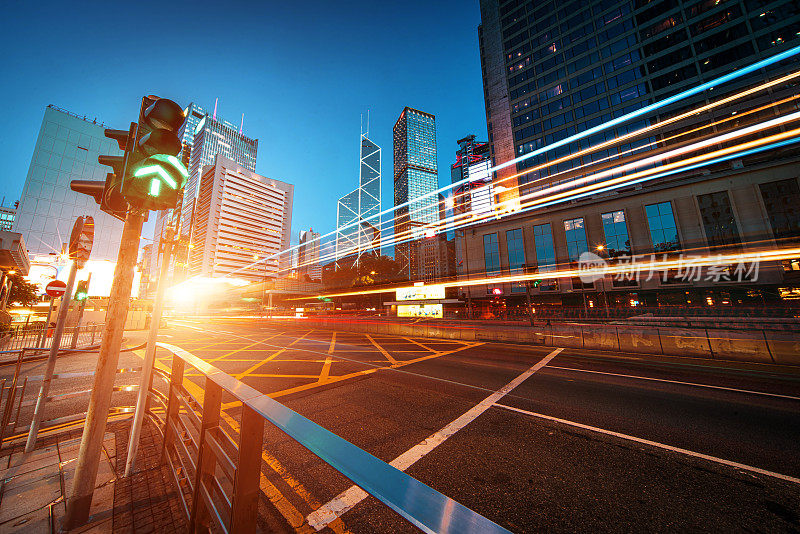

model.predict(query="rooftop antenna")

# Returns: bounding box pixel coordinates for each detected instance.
[360,113,363,137]
[366,109,370,137]
[213,98,218,120]
[239,113,244,134]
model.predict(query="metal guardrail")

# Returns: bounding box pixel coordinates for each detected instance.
[152,342,510,534]
[0,323,103,351]
[0,342,145,450]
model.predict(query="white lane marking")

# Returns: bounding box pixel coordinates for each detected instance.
[494,403,800,485]
[306,348,564,531]
[173,322,204,331]
[547,365,800,401]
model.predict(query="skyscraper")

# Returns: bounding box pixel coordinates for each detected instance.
[393,107,439,276]
[450,135,494,218]
[14,105,124,260]
[298,228,322,281]
[335,132,381,267]
[189,156,293,282]
[0,203,17,232]
[152,102,258,282]
[181,108,258,238]
[478,0,800,200]
[461,0,800,312]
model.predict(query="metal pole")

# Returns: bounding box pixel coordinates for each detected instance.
[25,261,79,452]
[524,280,535,327]
[37,297,54,349]
[70,272,92,348]
[64,211,144,529]
[125,229,173,476]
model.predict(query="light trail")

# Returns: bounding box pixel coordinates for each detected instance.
[223,49,800,278]
[292,107,800,271]
[494,43,800,172]
[289,79,800,272]
[318,129,800,271]
[298,92,800,271]
[303,246,800,300]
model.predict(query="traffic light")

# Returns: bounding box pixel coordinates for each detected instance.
[74,280,89,302]
[84,96,187,214]
[121,97,187,211]
[70,127,132,221]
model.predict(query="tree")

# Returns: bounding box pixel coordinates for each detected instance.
[322,254,406,290]
[7,273,40,307]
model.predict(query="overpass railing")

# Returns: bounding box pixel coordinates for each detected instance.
[151,342,509,534]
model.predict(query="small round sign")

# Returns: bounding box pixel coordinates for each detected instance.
[45,280,67,298]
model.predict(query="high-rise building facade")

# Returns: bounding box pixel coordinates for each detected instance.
[189,156,293,282]
[450,135,494,218]
[298,228,322,281]
[335,133,382,267]
[393,107,439,276]
[478,0,800,199]
[14,105,124,260]
[181,110,258,238]
[0,204,16,232]
[152,102,257,281]
[464,0,800,313]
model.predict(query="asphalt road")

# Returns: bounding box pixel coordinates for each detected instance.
[149,317,800,533]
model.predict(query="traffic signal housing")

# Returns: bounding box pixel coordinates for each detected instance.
[121,97,188,211]
[74,280,89,302]
[70,126,132,221]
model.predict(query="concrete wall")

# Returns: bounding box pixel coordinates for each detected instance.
[272,317,799,366]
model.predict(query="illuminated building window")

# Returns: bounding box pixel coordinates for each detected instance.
[645,202,681,252]
[601,210,631,257]
[564,217,588,262]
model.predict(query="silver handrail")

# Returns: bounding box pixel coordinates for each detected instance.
[154,341,510,534]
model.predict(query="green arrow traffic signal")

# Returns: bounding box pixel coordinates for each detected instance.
[74,280,89,302]
[129,154,188,208]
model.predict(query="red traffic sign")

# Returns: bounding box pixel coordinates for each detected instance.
[68,216,94,269]
[45,280,67,297]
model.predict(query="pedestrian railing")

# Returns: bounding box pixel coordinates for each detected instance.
[0,343,143,451]
[151,342,510,534]
[0,323,103,352]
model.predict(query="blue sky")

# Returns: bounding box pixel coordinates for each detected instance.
[0,1,486,247]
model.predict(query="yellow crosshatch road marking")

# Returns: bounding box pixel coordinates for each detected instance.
[209,331,287,363]
[220,340,484,409]
[235,330,315,380]
[328,332,336,354]
[245,374,323,378]
[403,337,439,353]
[365,334,399,365]
[319,356,333,382]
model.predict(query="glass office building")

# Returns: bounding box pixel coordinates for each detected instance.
[14,105,124,261]
[479,0,800,198]
[393,107,439,274]
[336,133,382,267]
[460,0,800,313]
[179,107,258,239]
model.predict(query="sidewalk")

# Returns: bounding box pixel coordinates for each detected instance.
[0,412,186,532]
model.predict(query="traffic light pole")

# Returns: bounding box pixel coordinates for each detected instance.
[70,272,92,348]
[25,260,79,452]
[36,296,55,348]
[64,210,145,529]
[124,227,174,476]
